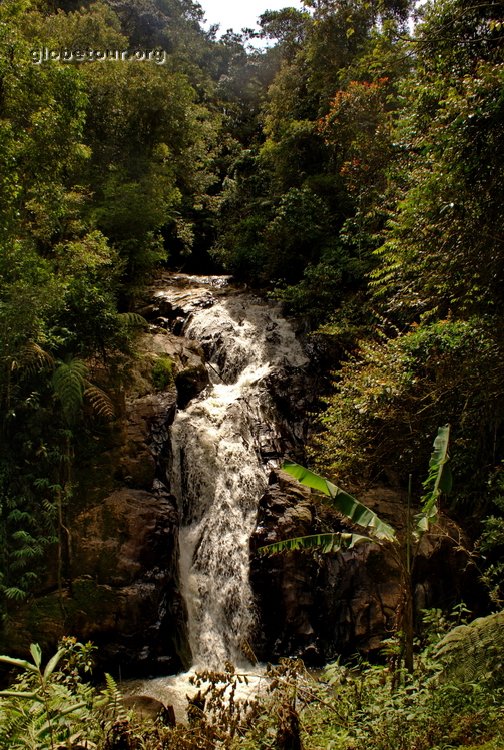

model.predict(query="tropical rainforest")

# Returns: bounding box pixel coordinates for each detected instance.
[0,0,503,748]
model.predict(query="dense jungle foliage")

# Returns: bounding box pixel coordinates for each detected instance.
[1,0,503,746]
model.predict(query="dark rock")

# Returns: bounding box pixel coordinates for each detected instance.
[251,472,477,663]
[175,364,209,408]
[3,486,189,675]
[251,471,322,663]
[121,695,176,725]
[0,336,191,674]
[71,489,177,586]
[118,393,176,489]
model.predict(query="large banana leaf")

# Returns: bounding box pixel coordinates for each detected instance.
[259,532,371,556]
[416,425,451,533]
[283,462,396,542]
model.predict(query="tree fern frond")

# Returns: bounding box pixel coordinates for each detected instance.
[84,383,115,420]
[15,342,55,379]
[259,532,371,556]
[118,312,148,327]
[435,610,504,684]
[52,358,87,422]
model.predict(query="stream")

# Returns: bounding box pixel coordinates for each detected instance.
[127,274,309,715]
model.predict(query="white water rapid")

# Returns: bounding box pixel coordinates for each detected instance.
[167,275,308,671]
[125,275,308,717]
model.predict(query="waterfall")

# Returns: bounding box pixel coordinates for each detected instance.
[166,277,308,670]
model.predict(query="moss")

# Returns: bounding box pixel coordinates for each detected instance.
[151,355,174,391]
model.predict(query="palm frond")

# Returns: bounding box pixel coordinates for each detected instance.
[416,424,451,533]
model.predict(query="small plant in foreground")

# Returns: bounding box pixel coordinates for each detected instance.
[0,640,99,750]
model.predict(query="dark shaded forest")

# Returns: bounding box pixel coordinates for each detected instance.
[0,0,503,748]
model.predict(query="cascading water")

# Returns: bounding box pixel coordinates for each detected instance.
[167,276,309,670]
[125,275,308,714]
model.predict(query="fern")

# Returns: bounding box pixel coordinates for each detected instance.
[435,610,504,684]
[0,643,95,749]
[102,673,129,722]
[83,383,115,420]
[15,342,55,379]
[118,312,148,328]
[52,358,88,423]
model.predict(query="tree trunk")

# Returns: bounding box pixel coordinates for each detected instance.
[402,571,414,673]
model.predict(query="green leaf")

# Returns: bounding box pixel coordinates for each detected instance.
[56,700,88,717]
[427,424,452,495]
[43,647,65,680]
[283,462,396,542]
[259,532,371,556]
[0,690,41,700]
[0,655,39,673]
[416,425,451,534]
[30,643,42,669]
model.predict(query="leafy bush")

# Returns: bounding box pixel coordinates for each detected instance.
[477,471,504,607]
[311,318,504,503]
[0,639,99,750]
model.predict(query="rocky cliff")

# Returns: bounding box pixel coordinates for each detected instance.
[251,473,476,665]
[1,299,209,675]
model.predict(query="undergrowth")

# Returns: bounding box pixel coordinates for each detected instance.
[0,611,503,750]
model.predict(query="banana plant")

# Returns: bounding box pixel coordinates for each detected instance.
[259,461,397,555]
[416,423,452,534]
[259,426,452,673]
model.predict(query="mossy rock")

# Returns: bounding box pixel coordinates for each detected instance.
[152,355,174,391]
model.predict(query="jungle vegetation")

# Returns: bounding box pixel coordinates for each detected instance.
[0,0,503,747]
